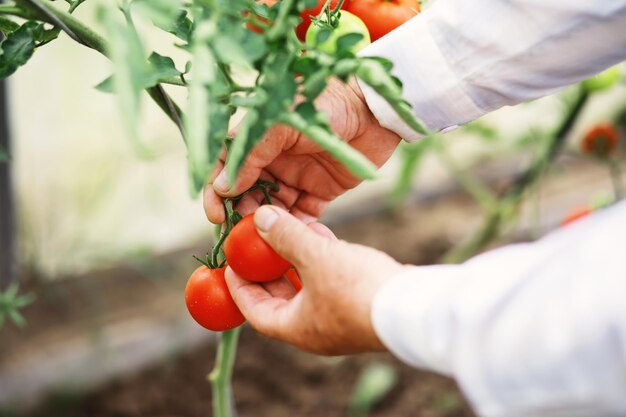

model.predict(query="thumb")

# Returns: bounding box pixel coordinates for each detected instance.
[254,205,331,268]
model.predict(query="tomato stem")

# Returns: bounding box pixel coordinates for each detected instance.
[208,327,242,417]
[608,159,625,200]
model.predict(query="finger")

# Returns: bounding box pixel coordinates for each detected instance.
[213,125,298,197]
[204,187,225,224]
[253,205,331,268]
[308,222,337,240]
[225,267,296,339]
[261,276,297,299]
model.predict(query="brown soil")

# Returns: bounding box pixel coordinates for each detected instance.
[18,328,474,417]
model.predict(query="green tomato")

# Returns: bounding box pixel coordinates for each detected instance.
[305,11,371,54]
[581,66,621,93]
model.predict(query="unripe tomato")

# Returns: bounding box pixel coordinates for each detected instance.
[581,66,621,93]
[305,10,371,54]
[297,0,348,41]
[224,213,291,282]
[346,0,420,42]
[185,266,245,331]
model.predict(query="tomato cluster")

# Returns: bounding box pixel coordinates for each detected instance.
[250,0,421,46]
[185,213,302,332]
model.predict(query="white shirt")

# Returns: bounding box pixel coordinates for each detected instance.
[357,1,626,416]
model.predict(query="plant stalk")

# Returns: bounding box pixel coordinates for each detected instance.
[208,328,242,417]
[443,90,589,263]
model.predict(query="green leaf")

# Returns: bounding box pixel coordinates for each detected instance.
[166,11,193,42]
[213,35,253,68]
[96,53,180,93]
[147,52,181,82]
[302,68,328,99]
[0,147,9,162]
[0,21,37,79]
[356,58,430,136]
[95,75,114,93]
[184,20,219,195]
[349,362,398,415]
[133,0,184,30]
[0,17,20,35]
[98,5,153,156]
[336,33,363,54]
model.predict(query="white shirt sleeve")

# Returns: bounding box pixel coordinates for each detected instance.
[371,200,626,417]
[357,0,626,141]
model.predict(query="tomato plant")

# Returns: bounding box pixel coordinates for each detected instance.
[224,213,291,282]
[0,1,430,416]
[305,9,370,54]
[346,0,421,41]
[185,266,245,332]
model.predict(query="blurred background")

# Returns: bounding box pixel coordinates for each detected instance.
[1,5,625,417]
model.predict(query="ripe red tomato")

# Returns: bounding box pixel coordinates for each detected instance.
[297,0,348,41]
[185,266,245,331]
[224,213,291,282]
[581,124,620,157]
[285,268,303,292]
[346,0,420,41]
[560,206,592,227]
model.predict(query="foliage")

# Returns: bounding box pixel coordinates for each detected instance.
[0,283,35,329]
[0,0,429,196]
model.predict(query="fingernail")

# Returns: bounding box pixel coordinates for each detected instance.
[255,206,280,233]
[213,170,229,193]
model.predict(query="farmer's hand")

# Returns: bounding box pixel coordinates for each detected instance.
[225,205,408,355]
[204,78,400,224]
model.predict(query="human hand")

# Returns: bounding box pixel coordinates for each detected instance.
[204,78,401,224]
[224,205,408,355]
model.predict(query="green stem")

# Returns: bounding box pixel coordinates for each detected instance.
[208,328,242,417]
[443,90,589,263]
[608,159,624,200]
[13,0,185,136]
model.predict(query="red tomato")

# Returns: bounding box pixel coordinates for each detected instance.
[560,206,592,227]
[346,0,420,41]
[224,213,291,282]
[297,0,348,41]
[285,268,303,292]
[185,266,245,331]
[581,124,619,157]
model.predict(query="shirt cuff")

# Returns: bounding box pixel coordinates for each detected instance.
[356,12,484,142]
[371,264,466,375]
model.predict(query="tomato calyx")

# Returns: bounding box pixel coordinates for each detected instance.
[194,179,279,270]
[310,0,347,31]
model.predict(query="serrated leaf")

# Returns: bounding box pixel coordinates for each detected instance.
[213,35,253,68]
[98,5,153,156]
[146,52,181,83]
[0,21,37,79]
[0,17,20,35]
[302,68,328,99]
[336,32,363,54]
[356,59,429,136]
[133,0,184,29]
